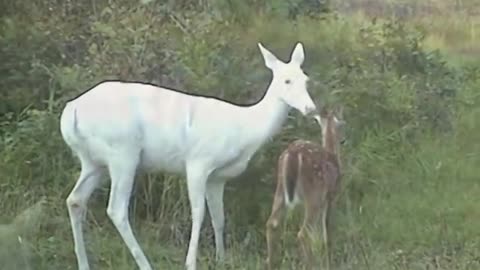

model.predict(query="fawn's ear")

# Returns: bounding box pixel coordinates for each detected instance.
[332,105,344,118]
[335,117,346,127]
[337,105,344,119]
[332,105,346,126]
[320,106,329,118]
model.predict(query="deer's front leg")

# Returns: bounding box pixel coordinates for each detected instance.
[206,179,226,262]
[185,162,212,270]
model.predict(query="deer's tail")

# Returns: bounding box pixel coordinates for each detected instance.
[60,101,80,147]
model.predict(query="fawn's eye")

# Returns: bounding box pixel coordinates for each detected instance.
[285,79,291,84]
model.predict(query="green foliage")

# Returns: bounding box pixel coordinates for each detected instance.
[1,0,480,269]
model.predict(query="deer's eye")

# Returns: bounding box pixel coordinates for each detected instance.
[285,79,291,84]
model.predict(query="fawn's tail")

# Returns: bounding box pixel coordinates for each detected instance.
[281,152,300,207]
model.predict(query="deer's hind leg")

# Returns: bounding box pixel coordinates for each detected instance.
[266,180,287,270]
[66,154,104,270]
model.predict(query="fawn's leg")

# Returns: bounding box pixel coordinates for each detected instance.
[266,181,286,270]
[297,202,320,270]
[299,188,331,270]
[321,202,331,270]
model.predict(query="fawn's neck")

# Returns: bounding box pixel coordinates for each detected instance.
[322,124,341,168]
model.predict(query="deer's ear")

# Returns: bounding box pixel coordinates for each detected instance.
[258,43,279,70]
[290,42,305,67]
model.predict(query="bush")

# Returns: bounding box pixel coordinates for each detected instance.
[1,1,479,269]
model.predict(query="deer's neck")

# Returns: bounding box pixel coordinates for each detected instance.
[244,86,290,146]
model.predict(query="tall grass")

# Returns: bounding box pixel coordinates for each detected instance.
[333,0,480,66]
[1,0,480,269]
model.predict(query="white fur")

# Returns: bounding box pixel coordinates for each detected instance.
[60,42,317,270]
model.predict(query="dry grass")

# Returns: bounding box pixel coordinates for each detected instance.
[333,0,480,65]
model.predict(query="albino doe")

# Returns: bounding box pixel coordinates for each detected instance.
[60,42,319,270]
[265,106,345,270]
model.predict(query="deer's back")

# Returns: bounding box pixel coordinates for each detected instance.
[60,81,261,174]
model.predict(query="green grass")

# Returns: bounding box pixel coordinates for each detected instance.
[2,107,479,269]
[2,0,480,269]
[333,0,480,67]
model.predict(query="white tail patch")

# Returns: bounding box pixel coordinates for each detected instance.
[283,152,302,209]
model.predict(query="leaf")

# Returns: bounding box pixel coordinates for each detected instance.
[140,0,154,5]
[100,7,112,17]
[93,22,116,37]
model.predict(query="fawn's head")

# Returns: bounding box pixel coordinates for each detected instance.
[316,105,346,147]
[257,42,317,118]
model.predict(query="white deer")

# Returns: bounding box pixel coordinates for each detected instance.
[60,42,318,270]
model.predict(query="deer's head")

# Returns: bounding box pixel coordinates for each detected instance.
[258,42,317,117]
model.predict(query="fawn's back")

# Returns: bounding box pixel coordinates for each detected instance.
[280,139,341,206]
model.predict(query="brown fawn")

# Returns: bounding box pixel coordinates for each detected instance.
[266,106,345,270]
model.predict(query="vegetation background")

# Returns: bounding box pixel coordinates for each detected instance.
[1,0,479,269]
